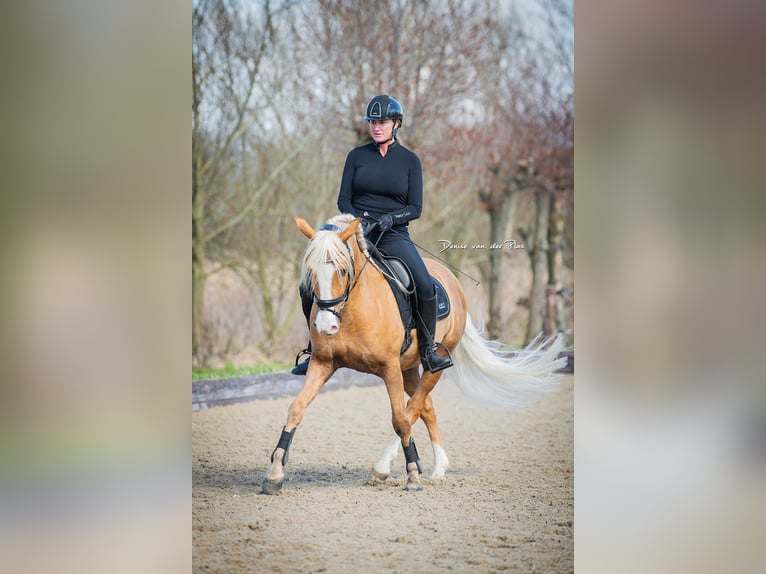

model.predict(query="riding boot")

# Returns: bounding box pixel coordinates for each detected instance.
[291,342,311,375]
[417,288,453,373]
[291,284,314,376]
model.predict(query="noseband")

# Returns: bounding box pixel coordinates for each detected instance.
[312,292,348,318]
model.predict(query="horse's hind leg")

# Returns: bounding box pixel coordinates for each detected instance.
[406,370,450,480]
[419,394,449,479]
[370,435,401,484]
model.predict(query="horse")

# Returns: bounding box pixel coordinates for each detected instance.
[262,213,566,494]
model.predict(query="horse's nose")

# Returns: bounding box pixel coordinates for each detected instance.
[314,311,339,336]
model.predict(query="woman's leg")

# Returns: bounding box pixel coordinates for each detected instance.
[291,284,313,375]
[377,232,452,372]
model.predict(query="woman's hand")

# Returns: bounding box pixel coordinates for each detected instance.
[377,214,393,232]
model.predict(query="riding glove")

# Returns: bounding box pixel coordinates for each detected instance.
[377,214,394,232]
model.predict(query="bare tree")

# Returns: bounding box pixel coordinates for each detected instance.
[471,1,573,343]
[192,0,301,364]
[521,97,573,342]
[288,0,491,148]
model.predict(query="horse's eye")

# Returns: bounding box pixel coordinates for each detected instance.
[338,269,347,278]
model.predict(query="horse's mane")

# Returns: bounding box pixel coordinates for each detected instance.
[300,214,369,292]
[327,213,370,258]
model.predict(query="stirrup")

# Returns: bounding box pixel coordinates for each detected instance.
[291,348,311,376]
[421,342,453,373]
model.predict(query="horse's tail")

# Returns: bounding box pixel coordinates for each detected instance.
[448,313,567,409]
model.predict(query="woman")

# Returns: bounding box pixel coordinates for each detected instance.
[292,94,452,375]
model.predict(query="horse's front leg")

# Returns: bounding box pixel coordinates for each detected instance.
[262,361,334,495]
[371,367,419,482]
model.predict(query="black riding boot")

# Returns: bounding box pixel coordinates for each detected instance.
[417,288,453,373]
[291,285,313,376]
[291,343,311,376]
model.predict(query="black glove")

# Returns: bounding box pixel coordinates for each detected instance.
[377,214,393,232]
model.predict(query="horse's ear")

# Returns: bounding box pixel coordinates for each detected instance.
[294,217,316,239]
[338,218,361,243]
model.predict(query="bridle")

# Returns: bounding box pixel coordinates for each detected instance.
[309,222,382,320]
[309,224,355,319]
[311,258,353,319]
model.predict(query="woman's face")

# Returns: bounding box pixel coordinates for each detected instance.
[368,119,394,144]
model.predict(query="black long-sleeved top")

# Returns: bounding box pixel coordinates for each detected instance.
[337,141,423,227]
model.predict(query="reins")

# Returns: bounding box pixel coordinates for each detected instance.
[346,221,383,292]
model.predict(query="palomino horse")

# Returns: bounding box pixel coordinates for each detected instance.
[262,214,565,494]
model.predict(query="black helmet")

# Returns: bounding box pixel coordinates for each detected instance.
[363,95,403,126]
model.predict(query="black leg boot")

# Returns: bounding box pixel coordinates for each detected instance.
[417,288,453,373]
[291,285,313,376]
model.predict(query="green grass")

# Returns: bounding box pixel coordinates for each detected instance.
[192,360,292,381]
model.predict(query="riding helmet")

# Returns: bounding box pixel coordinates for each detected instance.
[363,95,403,126]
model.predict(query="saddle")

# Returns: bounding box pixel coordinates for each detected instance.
[369,249,451,354]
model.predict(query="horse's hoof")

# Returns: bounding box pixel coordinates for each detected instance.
[367,470,390,485]
[403,475,423,491]
[261,477,283,495]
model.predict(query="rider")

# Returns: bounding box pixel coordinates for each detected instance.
[292,94,452,375]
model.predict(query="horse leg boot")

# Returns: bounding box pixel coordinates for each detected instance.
[416,287,453,373]
[402,437,424,491]
[262,427,296,495]
[291,285,314,376]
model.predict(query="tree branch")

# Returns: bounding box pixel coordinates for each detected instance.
[201,132,315,244]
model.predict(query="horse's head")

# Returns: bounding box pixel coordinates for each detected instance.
[294,215,363,335]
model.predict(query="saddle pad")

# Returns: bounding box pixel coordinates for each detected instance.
[376,260,452,354]
[434,277,450,320]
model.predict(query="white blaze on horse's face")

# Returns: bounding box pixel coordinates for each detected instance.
[296,217,360,337]
[313,260,340,336]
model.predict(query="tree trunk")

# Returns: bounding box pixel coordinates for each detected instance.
[191,158,207,362]
[545,284,556,337]
[192,247,207,364]
[191,26,206,365]
[192,143,207,362]
[527,187,551,342]
[547,189,567,337]
[487,192,514,341]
